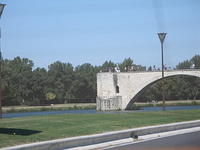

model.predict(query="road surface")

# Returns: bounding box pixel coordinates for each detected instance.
[104,131,200,150]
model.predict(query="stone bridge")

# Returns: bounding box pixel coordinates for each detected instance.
[96,70,200,111]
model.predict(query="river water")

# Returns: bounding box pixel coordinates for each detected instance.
[2,105,200,118]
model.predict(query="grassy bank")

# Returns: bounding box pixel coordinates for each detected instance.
[3,100,200,113]
[0,109,200,148]
[2,103,96,113]
[132,100,200,109]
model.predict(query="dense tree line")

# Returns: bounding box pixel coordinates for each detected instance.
[1,57,145,106]
[176,55,200,69]
[1,55,200,106]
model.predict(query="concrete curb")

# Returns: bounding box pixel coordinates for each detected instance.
[1,120,200,150]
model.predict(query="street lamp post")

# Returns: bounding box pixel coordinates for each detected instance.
[158,33,167,111]
[0,3,6,119]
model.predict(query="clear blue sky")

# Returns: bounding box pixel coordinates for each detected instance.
[1,0,200,69]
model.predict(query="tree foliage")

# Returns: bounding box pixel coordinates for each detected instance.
[101,61,116,72]
[1,55,200,106]
[176,55,200,69]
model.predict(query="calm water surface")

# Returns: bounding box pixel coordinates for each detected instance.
[2,105,200,118]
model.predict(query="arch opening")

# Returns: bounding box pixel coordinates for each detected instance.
[126,74,200,110]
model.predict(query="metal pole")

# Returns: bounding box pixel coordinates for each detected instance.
[158,33,166,111]
[161,42,165,111]
[161,42,164,78]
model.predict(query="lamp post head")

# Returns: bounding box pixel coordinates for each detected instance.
[158,32,167,44]
[0,3,6,18]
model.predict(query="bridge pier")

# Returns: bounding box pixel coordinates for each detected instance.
[96,96,122,111]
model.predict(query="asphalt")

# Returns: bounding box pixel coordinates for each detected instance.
[69,126,200,150]
[104,131,200,150]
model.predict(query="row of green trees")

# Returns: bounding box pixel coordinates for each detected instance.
[1,57,145,106]
[176,55,200,69]
[1,55,200,106]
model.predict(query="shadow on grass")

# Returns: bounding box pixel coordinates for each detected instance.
[0,128,42,136]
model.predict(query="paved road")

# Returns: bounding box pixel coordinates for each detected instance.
[105,131,200,150]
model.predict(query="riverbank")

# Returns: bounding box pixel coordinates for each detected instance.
[2,100,200,113]
[2,105,200,119]
[2,103,96,113]
[133,100,200,109]
[0,109,200,148]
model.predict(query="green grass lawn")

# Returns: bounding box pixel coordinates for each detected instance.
[0,109,200,148]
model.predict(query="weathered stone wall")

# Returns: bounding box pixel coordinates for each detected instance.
[96,96,122,111]
[96,70,200,111]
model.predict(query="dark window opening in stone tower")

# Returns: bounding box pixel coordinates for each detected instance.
[116,85,119,93]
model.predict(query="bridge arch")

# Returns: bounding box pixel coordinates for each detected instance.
[125,74,200,110]
[96,70,200,111]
